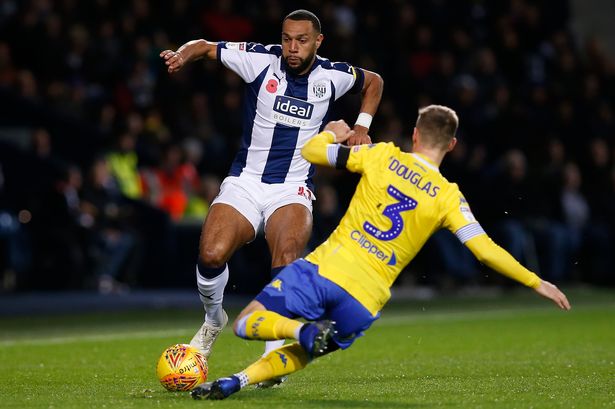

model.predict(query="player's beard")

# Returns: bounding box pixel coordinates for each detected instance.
[284,50,316,75]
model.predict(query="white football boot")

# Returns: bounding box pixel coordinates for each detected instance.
[190,309,228,359]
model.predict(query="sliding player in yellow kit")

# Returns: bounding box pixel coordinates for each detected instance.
[191,105,570,400]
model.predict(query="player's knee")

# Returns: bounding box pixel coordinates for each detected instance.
[232,314,250,338]
[274,254,296,267]
[272,246,302,266]
[232,320,240,337]
[199,246,228,268]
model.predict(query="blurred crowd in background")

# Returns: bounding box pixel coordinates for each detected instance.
[0,0,614,294]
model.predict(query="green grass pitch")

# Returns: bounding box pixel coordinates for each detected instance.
[0,288,613,408]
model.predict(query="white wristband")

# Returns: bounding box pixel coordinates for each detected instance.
[355,112,373,129]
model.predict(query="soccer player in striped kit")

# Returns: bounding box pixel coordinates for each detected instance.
[160,9,383,371]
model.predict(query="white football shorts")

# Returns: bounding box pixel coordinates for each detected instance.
[211,175,315,236]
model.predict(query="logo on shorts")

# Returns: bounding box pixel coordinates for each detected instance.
[272,95,314,127]
[297,186,313,200]
[270,279,283,291]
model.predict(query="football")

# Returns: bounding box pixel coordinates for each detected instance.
[156,344,208,391]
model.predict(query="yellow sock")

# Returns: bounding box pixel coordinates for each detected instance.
[241,343,309,385]
[243,310,303,340]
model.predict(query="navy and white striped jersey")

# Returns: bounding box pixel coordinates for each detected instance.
[217,41,365,190]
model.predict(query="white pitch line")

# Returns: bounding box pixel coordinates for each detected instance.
[0,329,194,347]
[377,302,612,326]
[377,307,545,325]
[0,304,610,347]
[0,309,540,347]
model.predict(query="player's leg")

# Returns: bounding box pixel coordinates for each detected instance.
[233,300,336,358]
[191,343,310,400]
[266,202,313,267]
[225,278,382,396]
[233,300,303,341]
[190,203,255,358]
[192,260,334,400]
[262,201,313,355]
[235,309,336,358]
[254,204,312,387]
[246,268,378,358]
[233,263,335,358]
[325,282,380,352]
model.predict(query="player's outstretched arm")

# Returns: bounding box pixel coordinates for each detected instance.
[464,234,571,310]
[160,39,218,73]
[349,69,383,146]
[301,120,354,166]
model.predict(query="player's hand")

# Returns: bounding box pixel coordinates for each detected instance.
[347,125,372,146]
[160,50,186,73]
[324,120,354,143]
[534,279,571,310]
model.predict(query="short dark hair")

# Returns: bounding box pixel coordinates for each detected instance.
[283,9,321,33]
[416,105,459,149]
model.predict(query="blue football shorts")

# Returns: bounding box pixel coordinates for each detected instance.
[255,258,380,349]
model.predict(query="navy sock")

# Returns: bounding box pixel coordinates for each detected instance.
[198,261,226,279]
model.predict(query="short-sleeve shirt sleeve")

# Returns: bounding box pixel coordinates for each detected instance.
[217,42,277,83]
[316,58,365,100]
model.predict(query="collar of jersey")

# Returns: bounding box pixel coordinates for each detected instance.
[410,152,440,172]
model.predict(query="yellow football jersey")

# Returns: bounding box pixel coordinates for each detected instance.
[304,135,539,315]
[306,141,477,314]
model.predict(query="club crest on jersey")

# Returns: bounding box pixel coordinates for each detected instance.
[312,80,328,98]
[272,95,314,127]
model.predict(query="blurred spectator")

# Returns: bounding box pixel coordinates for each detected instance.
[561,162,589,233]
[424,51,456,105]
[81,157,138,293]
[559,161,589,280]
[201,0,254,41]
[106,132,143,200]
[309,183,343,251]
[0,42,17,90]
[579,139,615,283]
[424,229,480,288]
[0,163,31,291]
[29,162,88,290]
[141,142,199,220]
[183,173,221,222]
[485,149,540,273]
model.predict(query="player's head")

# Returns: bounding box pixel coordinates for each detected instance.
[282,10,323,75]
[414,105,459,153]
